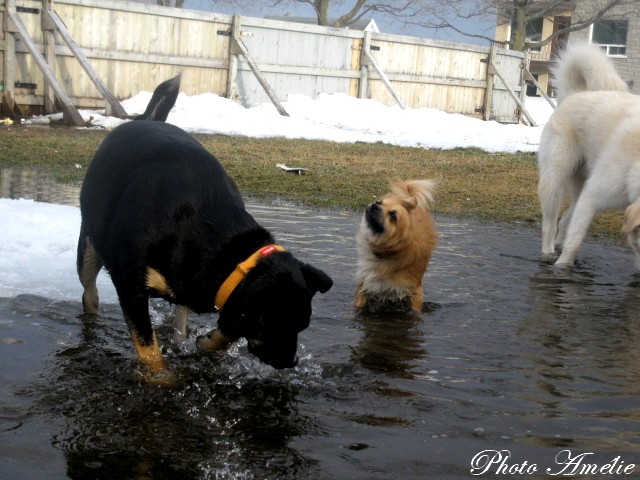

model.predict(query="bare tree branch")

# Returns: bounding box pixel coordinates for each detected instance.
[262,0,425,27]
[526,0,637,50]
[156,0,187,6]
[406,0,639,51]
[150,0,640,52]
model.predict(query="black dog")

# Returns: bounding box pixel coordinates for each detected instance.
[77,75,332,375]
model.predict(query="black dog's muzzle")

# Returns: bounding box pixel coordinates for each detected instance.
[248,338,299,369]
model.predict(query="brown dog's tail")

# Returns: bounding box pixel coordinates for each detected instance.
[390,179,435,211]
[135,74,182,122]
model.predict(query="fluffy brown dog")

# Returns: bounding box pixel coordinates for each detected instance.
[355,180,438,312]
[622,202,640,270]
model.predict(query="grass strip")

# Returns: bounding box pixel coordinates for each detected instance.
[0,125,624,242]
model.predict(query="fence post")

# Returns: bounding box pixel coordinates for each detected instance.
[482,44,496,121]
[42,0,56,114]
[362,35,405,109]
[230,14,288,116]
[5,1,84,125]
[43,7,127,118]
[358,30,370,99]
[519,50,530,120]
[491,59,537,126]
[2,0,19,118]
[523,68,555,109]
[226,14,239,100]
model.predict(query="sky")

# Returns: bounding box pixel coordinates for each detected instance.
[1,90,555,303]
[175,0,496,44]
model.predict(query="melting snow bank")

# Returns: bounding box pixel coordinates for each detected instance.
[0,199,117,303]
[28,92,553,154]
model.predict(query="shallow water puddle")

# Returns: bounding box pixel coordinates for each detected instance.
[2,177,640,479]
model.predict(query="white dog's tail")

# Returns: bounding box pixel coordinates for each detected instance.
[552,43,628,103]
[390,179,435,211]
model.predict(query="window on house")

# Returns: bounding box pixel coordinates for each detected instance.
[591,19,628,56]
[525,17,544,52]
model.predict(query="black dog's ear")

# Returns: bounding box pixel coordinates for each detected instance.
[300,263,333,294]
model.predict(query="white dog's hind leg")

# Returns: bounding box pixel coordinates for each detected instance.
[555,195,597,265]
[538,168,568,259]
[537,140,579,259]
[555,205,574,250]
[172,305,189,337]
[555,171,616,266]
[539,180,563,258]
[555,174,586,249]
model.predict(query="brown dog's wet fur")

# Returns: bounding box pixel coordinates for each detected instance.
[355,180,438,312]
[623,203,640,270]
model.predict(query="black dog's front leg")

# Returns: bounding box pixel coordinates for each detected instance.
[117,290,166,375]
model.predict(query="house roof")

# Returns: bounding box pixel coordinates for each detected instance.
[265,15,380,32]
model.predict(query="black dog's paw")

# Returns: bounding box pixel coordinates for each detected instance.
[196,329,236,353]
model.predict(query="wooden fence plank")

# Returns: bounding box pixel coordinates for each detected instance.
[0,0,525,123]
[491,61,536,126]
[364,48,405,109]
[2,0,17,117]
[523,69,556,109]
[230,15,288,116]
[44,8,127,117]
[483,45,496,121]
[6,5,83,125]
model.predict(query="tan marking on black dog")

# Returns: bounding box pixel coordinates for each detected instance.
[146,268,175,298]
[197,328,237,352]
[131,332,166,374]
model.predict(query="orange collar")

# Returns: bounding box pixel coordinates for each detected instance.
[214,244,285,311]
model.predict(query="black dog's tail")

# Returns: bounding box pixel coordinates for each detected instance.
[135,74,182,122]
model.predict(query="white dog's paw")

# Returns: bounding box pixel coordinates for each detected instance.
[540,252,558,264]
[553,257,574,267]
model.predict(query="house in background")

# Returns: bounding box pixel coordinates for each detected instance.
[495,0,639,96]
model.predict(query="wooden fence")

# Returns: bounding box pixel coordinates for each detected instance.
[0,0,528,125]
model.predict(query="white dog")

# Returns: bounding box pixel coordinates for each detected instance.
[537,43,640,267]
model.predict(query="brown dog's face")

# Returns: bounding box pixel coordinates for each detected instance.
[355,179,437,311]
[363,194,417,253]
[623,204,640,263]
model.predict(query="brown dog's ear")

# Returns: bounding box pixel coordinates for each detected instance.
[401,196,418,210]
[622,204,640,234]
[300,263,333,294]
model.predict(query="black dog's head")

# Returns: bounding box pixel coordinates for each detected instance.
[217,252,332,369]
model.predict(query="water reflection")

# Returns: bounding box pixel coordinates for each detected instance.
[3,169,640,478]
[19,296,321,480]
[352,308,427,379]
[520,266,640,452]
[0,168,80,206]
